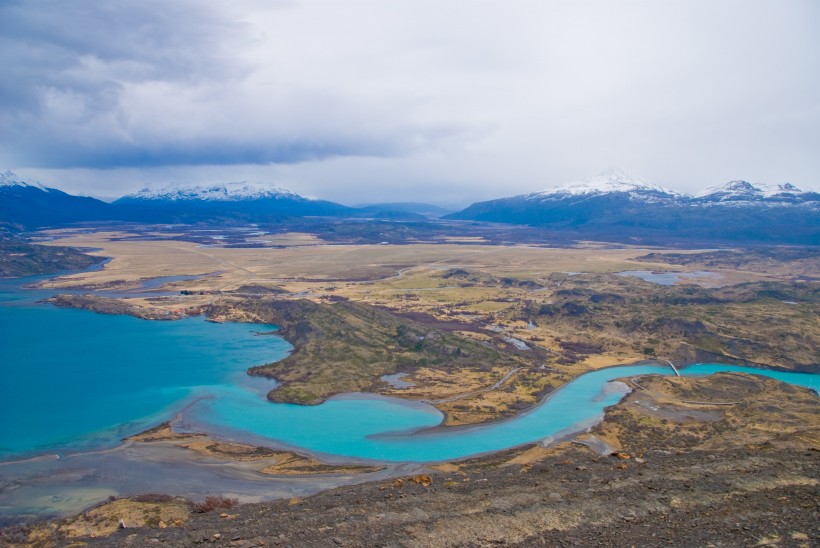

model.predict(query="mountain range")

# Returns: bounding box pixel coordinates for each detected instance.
[112,181,352,223]
[1,168,818,244]
[446,167,819,245]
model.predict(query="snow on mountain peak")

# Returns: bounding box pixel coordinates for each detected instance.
[127,181,303,202]
[0,170,48,191]
[596,166,641,183]
[695,180,805,200]
[533,167,678,198]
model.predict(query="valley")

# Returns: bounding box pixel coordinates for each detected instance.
[2,178,819,547]
[2,223,818,547]
[4,3,819,544]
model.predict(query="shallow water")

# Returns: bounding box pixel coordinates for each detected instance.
[0,442,410,524]
[616,270,720,285]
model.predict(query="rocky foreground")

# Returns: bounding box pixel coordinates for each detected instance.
[43,447,810,548]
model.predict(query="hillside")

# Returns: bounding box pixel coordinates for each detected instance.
[0,240,104,278]
[0,171,112,229]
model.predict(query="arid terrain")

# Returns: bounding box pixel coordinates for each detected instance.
[1,225,817,546]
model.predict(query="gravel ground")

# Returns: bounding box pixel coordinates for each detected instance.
[73,446,818,547]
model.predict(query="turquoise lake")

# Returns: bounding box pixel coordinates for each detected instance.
[1,276,818,464]
[0,292,289,459]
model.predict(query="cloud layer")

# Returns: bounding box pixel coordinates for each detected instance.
[3,0,819,203]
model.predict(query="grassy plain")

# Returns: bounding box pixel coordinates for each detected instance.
[39,228,722,290]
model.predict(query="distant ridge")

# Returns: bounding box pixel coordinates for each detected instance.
[0,170,111,229]
[124,181,303,202]
[112,181,352,223]
[2,168,817,244]
[352,202,453,219]
[447,168,820,245]
[530,167,680,199]
[694,180,818,205]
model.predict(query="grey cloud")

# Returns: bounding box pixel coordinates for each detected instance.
[0,0,251,164]
[0,0,476,170]
[0,0,243,81]
[3,0,820,202]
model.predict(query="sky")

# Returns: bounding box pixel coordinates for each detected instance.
[2,0,819,206]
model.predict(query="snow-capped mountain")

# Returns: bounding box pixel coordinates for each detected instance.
[0,171,111,230]
[530,167,680,201]
[2,166,817,244]
[694,180,818,206]
[0,170,49,191]
[449,168,684,227]
[447,169,819,244]
[0,172,354,229]
[112,180,351,222]
[124,181,303,202]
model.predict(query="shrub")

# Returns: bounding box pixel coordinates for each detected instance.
[192,495,239,513]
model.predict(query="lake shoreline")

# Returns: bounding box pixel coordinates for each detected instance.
[5,284,814,468]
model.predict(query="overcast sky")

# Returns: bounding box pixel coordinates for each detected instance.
[2,0,819,205]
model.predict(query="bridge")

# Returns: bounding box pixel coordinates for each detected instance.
[664,359,681,376]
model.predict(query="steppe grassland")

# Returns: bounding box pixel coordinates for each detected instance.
[35,231,685,355]
[41,230,703,290]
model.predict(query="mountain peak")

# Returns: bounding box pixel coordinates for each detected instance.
[0,170,48,191]
[533,167,678,198]
[124,181,304,202]
[695,180,806,201]
[595,166,640,183]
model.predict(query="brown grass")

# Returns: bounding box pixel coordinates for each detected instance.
[192,495,239,513]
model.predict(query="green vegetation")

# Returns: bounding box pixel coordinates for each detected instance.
[204,298,538,404]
